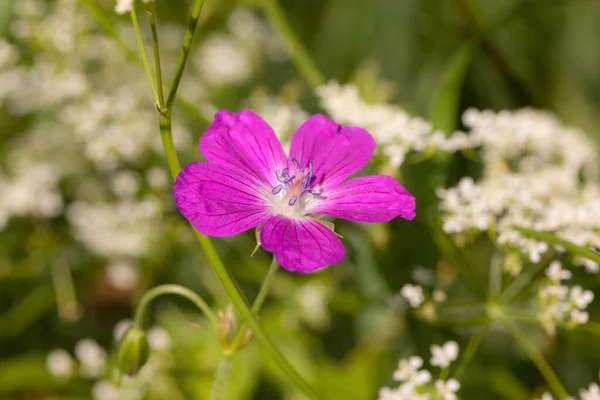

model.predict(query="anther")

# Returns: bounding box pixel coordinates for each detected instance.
[292,158,300,170]
[283,175,296,184]
[282,167,289,178]
[288,196,298,206]
[302,174,312,190]
[276,169,285,183]
[271,185,283,194]
[308,188,322,196]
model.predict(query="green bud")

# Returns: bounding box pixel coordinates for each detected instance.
[118,327,150,376]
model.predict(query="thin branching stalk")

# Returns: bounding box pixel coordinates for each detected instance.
[134,284,219,329]
[516,227,600,265]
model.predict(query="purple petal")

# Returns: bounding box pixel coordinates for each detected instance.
[200,110,287,186]
[288,114,375,188]
[260,215,345,273]
[310,175,416,222]
[173,162,272,236]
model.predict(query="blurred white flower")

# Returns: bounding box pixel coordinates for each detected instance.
[105,261,140,291]
[115,0,134,15]
[147,326,171,350]
[430,341,459,369]
[400,284,424,308]
[113,319,134,342]
[196,34,252,87]
[546,261,572,283]
[435,379,460,400]
[581,383,600,400]
[74,339,107,378]
[46,349,74,379]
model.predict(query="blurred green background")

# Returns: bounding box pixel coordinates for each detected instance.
[1,0,600,399]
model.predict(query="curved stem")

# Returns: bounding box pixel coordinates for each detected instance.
[260,0,325,90]
[228,257,280,352]
[452,329,486,380]
[503,319,570,400]
[130,7,159,104]
[516,227,600,265]
[134,284,219,329]
[165,0,205,109]
[210,358,232,400]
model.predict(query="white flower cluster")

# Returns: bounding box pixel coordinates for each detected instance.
[438,108,600,267]
[317,81,443,167]
[194,8,289,87]
[537,261,594,335]
[378,341,460,400]
[46,322,177,400]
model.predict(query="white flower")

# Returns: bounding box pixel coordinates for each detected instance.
[546,261,572,282]
[435,379,460,400]
[46,349,74,379]
[392,356,431,385]
[195,34,252,86]
[105,261,139,291]
[113,319,134,342]
[539,392,553,400]
[580,382,600,400]
[400,284,424,308]
[74,339,107,378]
[114,0,134,15]
[570,286,594,309]
[147,326,171,350]
[430,341,459,369]
[570,309,589,325]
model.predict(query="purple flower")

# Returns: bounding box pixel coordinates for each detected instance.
[173,110,415,273]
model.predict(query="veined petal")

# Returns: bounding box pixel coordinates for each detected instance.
[288,114,375,188]
[260,215,345,273]
[200,110,287,186]
[310,175,415,222]
[173,162,271,236]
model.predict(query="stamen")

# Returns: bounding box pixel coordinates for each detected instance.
[309,160,314,175]
[288,195,298,206]
[276,169,285,183]
[302,174,312,190]
[282,167,289,178]
[292,158,300,170]
[308,188,322,196]
[271,184,283,194]
[283,175,296,184]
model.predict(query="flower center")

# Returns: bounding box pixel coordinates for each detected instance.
[270,158,322,218]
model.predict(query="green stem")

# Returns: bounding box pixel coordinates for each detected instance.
[133,284,219,329]
[130,7,159,104]
[149,6,165,108]
[452,329,486,379]
[228,257,280,352]
[500,261,547,303]
[516,227,600,265]
[78,0,209,126]
[503,319,569,400]
[159,115,182,178]
[210,358,232,400]
[260,0,325,91]
[165,0,205,109]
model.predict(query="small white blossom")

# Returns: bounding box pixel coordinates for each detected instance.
[46,349,74,379]
[113,319,134,342]
[400,284,424,308]
[147,326,171,350]
[435,379,460,400]
[430,341,459,369]
[114,0,134,15]
[581,383,600,400]
[105,261,139,291]
[570,285,594,309]
[546,261,572,282]
[74,339,107,378]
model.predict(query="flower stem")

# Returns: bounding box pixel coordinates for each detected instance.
[452,329,486,380]
[500,261,547,303]
[149,5,165,108]
[165,0,205,109]
[159,115,182,178]
[134,284,219,329]
[210,358,232,400]
[516,226,600,265]
[502,319,570,400]
[130,7,159,104]
[228,257,280,353]
[260,0,325,91]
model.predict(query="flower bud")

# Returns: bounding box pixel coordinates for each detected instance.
[118,327,150,376]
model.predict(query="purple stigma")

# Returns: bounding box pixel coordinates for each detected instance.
[271,184,283,194]
[288,195,298,206]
